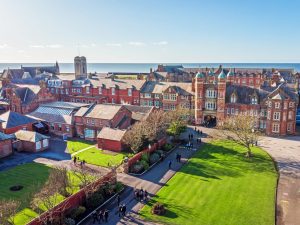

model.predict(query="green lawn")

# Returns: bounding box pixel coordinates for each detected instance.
[0,163,83,225]
[140,140,277,225]
[76,147,132,167]
[67,139,95,154]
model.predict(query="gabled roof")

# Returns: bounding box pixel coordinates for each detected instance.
[141,81,194,95]
[14,130,49,143]
[0,111,36,129]
[124,105,153,121]
[75,104,124,120]
[97,127,126,141]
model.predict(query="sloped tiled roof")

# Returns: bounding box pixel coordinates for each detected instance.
[97,127,126,141]
[75,104,123,120]
[141,81,194,95]
[14,130,49,143]
[28,111,73,125]
[0,111,36,129]
[124,105,153,121]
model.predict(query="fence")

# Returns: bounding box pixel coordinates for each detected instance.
[27,170,117,225]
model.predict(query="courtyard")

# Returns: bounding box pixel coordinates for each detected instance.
[139,140,278,225]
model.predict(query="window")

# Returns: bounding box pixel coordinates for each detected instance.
[128,88,132,96]
[58,124,62,131]
[231,108,235,114]
[84,129,95,138]
[65,88,69,94]
[170,94,176,101]
[273,112,280,120]
[275,102,280,109]
[66,126,70,132]
[288,111,293,120]
[272,124,280,133]
[227,108,230,114]
[154,101,160,108]
[170,104,176,110]
[251,96,258,104]
[289,102,294,108]
[205,101,216,110]
[230,94,237,103]
[50,123,54,130]
[145,93,151,98]
[206,89,216,98]
[287,123,293,132]
[111,87,115,95]
[260,120,266,129]
[163,93,169,100]
[268,101,272,107]
[99,87,102,94]
[155,94,160,99]
[86,87,90,94]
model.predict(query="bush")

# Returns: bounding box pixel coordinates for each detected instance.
[151,202,166,215]
[131,162,144,173]
[115,182,124,193]
[141,153,150,163]
[86,192,104,209]
[69,206,86,220]
[140,159,150,170]
[155,150,164,157]
[64,218,76,225]
[163,143,174,152]
[150,153,160,164]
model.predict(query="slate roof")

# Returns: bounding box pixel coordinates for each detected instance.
[97,127,126,141]
[0,111,36,129]
[97,78,146,90]
[124,105,153,121]
[14,130,49,143]
[141,81,194,95]
[75,104,123,120]
[28,111,73,125]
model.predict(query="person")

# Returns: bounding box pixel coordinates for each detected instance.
[178,154,181,163]
[73,156,77,165]
[191,134,193,140]
[199,138,202,143]
[104,209,109,222]
[118,204,123,217]
[134,189,139,200]
[175,153,179,162]
[200,130,203,135]
[117,194,121,206]
[122,204,126,216]
[194,126,196,131]
[188,134,190,140]
[144,190,148,200]
[98,209,104,222]
[92,211,98,224]
[80,161,83,168]
[140,189,144,201]
[196,138,199,144]
[168,160,172,169]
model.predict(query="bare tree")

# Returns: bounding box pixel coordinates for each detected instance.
[0,200,20,225]
[123,122,148,153]
[144,110,168,142]
[219,114,261,157]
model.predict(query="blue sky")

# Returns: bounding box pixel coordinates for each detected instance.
[0,0,299,63]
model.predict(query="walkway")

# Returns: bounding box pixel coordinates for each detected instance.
[260,136,300,225]
[81,127,208,225]
[71,145,95,157]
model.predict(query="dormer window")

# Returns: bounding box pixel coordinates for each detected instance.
[230,93,237,103]
[251,96,258,105]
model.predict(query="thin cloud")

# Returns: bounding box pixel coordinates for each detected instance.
[0,44,9,49]
[77,43,97,48]
[153,41,168,46]
[106,43,122,47]
[30,45,45,48]
[46,44,63,48]
[129,41,145,46]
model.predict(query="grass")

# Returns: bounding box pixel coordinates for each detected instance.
[67,139,95,154]
[140,140,277,225]
[0,163,83,225]
[76,147,132,167]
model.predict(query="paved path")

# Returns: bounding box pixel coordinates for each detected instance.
[71,145,95,157]
[81,127,208,225]
[260,136,300,225]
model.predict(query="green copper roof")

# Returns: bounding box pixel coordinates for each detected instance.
[218,69,226,79]
[227,69,234,77]
[196,71,204,78]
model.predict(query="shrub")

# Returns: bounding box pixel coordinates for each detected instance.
[163,143,173,152]
[141,153,150,163]
[131,162,144,173]
[69,206,86,220]
[64,218,76,225]
[86,192,104,209]
[115,182,124,193]
[151,202,166,215]
[140,159,150,170]
[155,150,164,157]
[150,153,160,164]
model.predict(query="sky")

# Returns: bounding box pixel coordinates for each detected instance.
[0,0,299,63]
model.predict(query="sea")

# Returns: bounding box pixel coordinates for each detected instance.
[0,63,299,73]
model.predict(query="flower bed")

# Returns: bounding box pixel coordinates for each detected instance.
[129,143,175,175]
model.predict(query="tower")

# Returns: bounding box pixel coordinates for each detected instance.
[217,69,226,124]
[74,56,87,79]
[195,71,205,125]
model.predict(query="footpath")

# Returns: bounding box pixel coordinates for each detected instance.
[82,127,208,225]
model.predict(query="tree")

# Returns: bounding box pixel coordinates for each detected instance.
[167,121,186,139]
[219,114,261,157]
[123,122,148,153]
[144,110,168,142]
[0,200,20,225]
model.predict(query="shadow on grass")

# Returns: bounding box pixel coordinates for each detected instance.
[178,141,276,179]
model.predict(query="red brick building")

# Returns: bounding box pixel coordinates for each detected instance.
[0,111,36,134]
[0,132,13,158]
[74,104,132,140]
[97,127,126,152]
[194,66,299,136]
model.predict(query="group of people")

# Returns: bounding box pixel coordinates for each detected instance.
[194,127,203,135]
[73,156,86,168]
[175,153,182,162]
[134,188,148,201]
[118,204,127,217]
[92,209,109,224]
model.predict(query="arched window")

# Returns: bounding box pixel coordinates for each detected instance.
[251,96,258,104]
[231,93,237,103]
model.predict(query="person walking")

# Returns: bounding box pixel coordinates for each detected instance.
[73,156,77,165]
[117,194,121,206]
[199,138,202,144]
[169,160,172,169]
[118,204,123,217]
[191,134,194,140]
[104,209,109,222]
[122,204,126,216]
[178,154,181,163]
[92,211,98,224]
[144,190,148,200]
[98,210,104,222]
[140,189,144,201]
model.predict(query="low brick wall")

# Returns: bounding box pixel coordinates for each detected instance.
[27,170,117,225]
[127,137,167,168]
